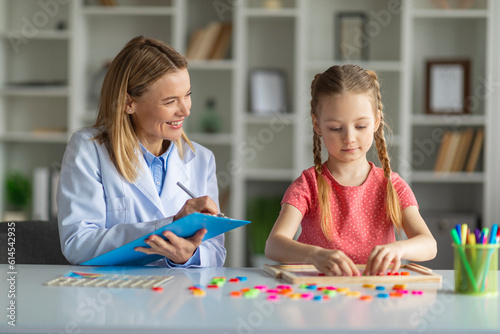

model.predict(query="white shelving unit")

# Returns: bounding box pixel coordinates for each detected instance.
[402,0,496,226]
[0,0,499,267]
[0,0,72,222]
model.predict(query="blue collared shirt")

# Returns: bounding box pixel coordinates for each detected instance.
[140,142,174,196]
[140,141,202,267]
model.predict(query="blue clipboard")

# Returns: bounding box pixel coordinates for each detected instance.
[82,213,250,266]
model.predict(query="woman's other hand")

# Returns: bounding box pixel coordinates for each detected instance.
[135,228,207,264]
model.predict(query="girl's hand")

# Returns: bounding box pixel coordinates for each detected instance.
[312,248,360,276]
[135,228,207,264]
[364,243,403,276]
[174,196,219,221]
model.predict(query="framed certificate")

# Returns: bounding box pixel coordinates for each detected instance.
[250,69,288,115]
[335,12,368,61]
[425,59,471,114]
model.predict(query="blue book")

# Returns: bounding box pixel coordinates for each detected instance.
[82,213,250,266]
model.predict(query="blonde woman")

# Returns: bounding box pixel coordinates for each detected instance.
[266,65,436,276]
[57,36,225,266]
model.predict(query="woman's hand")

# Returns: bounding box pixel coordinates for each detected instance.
[174,196,219,221]
[135,196,219,264]
[135,228,207,264]
[312,248,360,276]
[364,243,403,276]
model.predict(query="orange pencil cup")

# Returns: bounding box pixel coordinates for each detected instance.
[453,244,499,296]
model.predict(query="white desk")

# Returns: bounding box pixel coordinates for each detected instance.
[0,265,498,333]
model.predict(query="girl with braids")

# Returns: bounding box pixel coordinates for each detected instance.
[58,36,225,266]
[266,65,436,276]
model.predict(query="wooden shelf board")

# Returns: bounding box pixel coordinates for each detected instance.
[0,131,68,144]
[412,9,489,19]
[83,6,175,16]
[244,168,295,181]
[412,114,485,126]
[410,171,484,183]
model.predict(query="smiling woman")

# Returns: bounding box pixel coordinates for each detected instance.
[126,69,192,157]
[57,36,226,268]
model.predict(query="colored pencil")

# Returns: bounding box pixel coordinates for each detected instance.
[489,224,498,245]
[451,229,478,291]
[461,224,468,245]
[455,224,462,243]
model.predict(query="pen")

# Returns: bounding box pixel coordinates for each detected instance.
[467,232,476,245]
[176,181,197,198]
[482,228,489,245]
[176,182,227,218]
[461,224,468,246]
[455,224,462,244]
[489,223,498,245]
[474,228,481,243]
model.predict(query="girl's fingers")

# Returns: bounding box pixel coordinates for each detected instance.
[350,261,361,276]
[390,257,401,274]
[338,261,353,276]
[377,255,393,275]
[329,263,343,276]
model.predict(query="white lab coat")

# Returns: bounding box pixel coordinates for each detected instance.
[57,127,226,266]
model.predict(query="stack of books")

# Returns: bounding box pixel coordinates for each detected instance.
[434,128,483,173]
[185,22,233,60]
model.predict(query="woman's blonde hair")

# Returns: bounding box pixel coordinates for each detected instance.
[310,64,402,238]
[93,36,193,183]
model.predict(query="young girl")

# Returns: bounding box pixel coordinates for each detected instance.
[265,65,436,276]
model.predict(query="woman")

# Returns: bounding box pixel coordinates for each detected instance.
[57,36,226,267]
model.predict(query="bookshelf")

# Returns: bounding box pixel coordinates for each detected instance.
[402,0,496,227]
[0,0,499,267]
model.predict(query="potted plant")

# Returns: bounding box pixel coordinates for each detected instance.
[3,171,31,221]
[246,196,282,267]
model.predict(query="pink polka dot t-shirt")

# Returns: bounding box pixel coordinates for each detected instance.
[282,162,418,264]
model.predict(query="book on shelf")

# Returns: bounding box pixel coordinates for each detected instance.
[450,127,474,172]
[186,22,232,60]
[465,128,484,173]
[433,128,483,173]
[434,131,452,172]
[98,0,117,6]
[209,22,233,60]
[185,28,206,60]
[189,22,222,60]
[440,130,461,172]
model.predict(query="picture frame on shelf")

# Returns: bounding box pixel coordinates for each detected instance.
[425,59,470,114]
[335,12,368,61]
[249,69,288,115]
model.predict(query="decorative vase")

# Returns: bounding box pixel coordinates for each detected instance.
[199,98,222,133]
